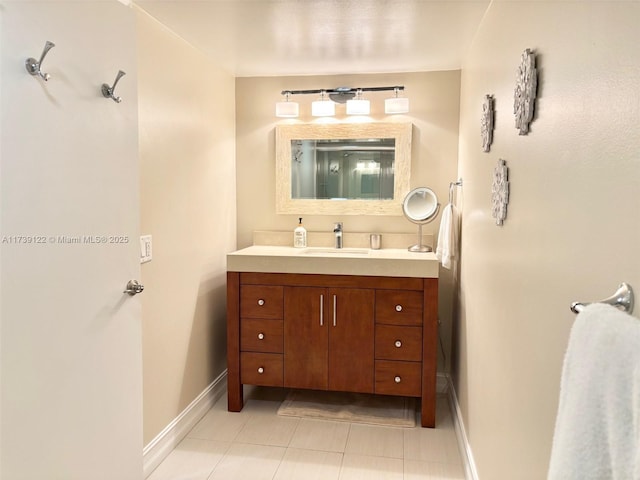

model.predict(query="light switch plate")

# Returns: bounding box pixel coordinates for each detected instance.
[140,235,152,264]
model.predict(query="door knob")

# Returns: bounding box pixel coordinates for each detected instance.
[124,280,144,296]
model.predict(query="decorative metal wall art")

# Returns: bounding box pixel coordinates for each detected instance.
[481,94,494,152]
[491,159,509,226]
[513,49,537,135]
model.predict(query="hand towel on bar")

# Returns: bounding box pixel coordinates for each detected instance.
[548,303,640,480]
[435,203,457,269]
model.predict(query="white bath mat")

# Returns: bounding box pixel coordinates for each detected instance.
[277,389,416,427]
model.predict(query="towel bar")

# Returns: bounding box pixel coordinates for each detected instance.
[448,179,462,204]
[571,283,634,314]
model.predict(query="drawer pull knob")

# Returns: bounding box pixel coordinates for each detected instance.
[395,305,403,312]
[257,333,265,340]
[394,376,402,383]
[395,340,402,348]
[258,299,265,306]
[257,367,264,374]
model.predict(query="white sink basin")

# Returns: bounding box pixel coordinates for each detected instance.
[301,248,370,255]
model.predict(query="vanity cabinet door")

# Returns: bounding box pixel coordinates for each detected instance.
[327,288,374,393]
[284,286,374,393]
[284,286,329,390]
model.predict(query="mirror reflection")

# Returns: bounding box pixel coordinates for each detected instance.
[291,138,396,200]
[276,122,412,215]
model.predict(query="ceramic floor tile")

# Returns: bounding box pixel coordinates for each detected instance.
[344,423,404,459]
[152,390,468,480]
[289,418,351,452]
[240,397,285,416]
[404,460,466,480]
[234,411,300,446]
[244,385,289,403]
[434,395,455,429]
[338,453,403,480]
[273,448,343,480]
[207,443,285,480]
[147,438,229,480]
[188,406,251,442]
[403,427,462,464]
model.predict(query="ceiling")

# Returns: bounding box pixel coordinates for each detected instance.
[135,0,491,77]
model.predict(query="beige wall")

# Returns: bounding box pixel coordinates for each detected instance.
[236,72,460,247]
[137,10,236,445]
[236,71,461,373]
[455,1,640,479]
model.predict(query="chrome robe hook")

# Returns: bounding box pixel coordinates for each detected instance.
[102,70,126,103]
[25,41,55,81]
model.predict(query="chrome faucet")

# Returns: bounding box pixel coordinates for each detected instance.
[333,222,343,249]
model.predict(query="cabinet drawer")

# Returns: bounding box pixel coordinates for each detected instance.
[375,325,422,361]
[375,360,421,397]
[240,285,283,319]
[240,352,283,386]
[241,319,283,353]
[376,290,423,326]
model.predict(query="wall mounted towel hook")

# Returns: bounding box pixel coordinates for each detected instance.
[102,70,126,103]
[25,41,55,81]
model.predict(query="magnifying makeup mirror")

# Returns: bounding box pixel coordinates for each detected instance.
[402,187,440,252]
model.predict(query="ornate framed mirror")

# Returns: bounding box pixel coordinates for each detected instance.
[275,122,412,215]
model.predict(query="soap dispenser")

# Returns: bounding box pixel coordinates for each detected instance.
[294,217,307,248]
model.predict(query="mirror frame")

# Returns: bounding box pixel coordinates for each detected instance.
[275,122,412,215]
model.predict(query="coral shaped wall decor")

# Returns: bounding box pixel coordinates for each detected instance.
[491,159,509,226]
[481,94,494,152]
[513,48,537,135]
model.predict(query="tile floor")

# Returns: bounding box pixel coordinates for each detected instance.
[148,387,466,480]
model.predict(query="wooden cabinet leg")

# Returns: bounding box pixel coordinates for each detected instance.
[421,391,435,427]
[227,376,244,412]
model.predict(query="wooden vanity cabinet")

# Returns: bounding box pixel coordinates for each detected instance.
[227,272,438,428]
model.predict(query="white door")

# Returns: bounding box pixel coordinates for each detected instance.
[1,3,142,479]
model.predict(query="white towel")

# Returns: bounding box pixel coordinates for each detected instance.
[548,303,640,480]
[435,203,457,269]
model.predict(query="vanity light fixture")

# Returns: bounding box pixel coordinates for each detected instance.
[277,85,407,117]
[346,89,370,115]
[385,87,409,114]
[311,90,335,117]
[275,91,299,118]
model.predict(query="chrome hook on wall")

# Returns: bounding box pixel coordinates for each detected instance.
[101,70,126,103]
[25,40,55,81]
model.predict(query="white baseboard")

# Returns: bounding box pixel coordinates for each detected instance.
[443,374,479,480]
[142,370,228,478]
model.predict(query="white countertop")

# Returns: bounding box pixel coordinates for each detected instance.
[227,245,439,278]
